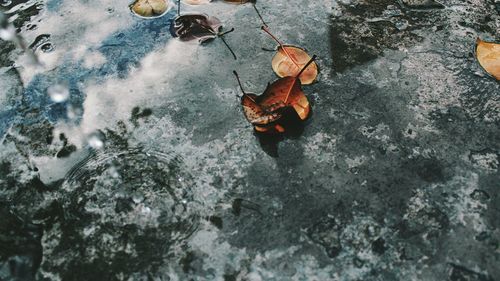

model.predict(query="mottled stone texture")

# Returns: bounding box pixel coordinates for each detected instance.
[0,0,499,280]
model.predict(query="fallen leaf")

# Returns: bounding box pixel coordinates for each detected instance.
[234,71,282,127]
[130,0,169,18]
[261,26,318,85]
[258,75,310,120]
[241,94,282,125]
[170,0,237,59]
[234,56,316,133]
[170,13,222,43]
[476,38,500,80]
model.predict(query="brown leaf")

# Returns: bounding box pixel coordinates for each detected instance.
[262,26,318,85]
[234,56,316,134]
[241,94,282,126]
[257,75,310,121]
[476,38,500,80]
[170,13,222,43]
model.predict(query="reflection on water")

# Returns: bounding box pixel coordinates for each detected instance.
[1,0,499,280]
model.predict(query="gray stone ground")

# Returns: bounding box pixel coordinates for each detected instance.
[0,0,499,280]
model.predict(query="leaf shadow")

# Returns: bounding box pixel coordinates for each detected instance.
[255,107,309,157]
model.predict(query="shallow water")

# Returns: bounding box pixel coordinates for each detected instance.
[1,0,499,280]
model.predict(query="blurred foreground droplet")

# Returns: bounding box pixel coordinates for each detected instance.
[0,24,15,40]
[86,131,105,149]
[47,84,69,103]
[1,11,40,66]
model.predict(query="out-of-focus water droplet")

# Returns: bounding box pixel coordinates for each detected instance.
[0,24,16,41]
[47,83,69,103]
[67,105,82,120]
[87,131,105,149]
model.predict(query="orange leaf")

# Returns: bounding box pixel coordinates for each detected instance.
[262,27,319,85]
[476,38,500,80]
[272,45,318,85]
[241,94,282,126]
[257,76,310,120]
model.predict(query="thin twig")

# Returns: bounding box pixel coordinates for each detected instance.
[220,35,237,60]
[253,4,267,27]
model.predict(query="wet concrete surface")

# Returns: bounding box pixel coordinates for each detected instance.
[0,0,499,280]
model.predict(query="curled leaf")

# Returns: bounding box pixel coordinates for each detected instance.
[130,0,169,18]
[476,38,500,80]
[262,26,318,85]
[241,94,282,126]
[170,13,222,43]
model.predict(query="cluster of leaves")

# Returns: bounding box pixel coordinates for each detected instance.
[169,0,320,134]
[129,0,499,134]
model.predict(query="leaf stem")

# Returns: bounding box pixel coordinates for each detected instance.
[296,55,317,78]
[177,0,180,16]
[218,27,235,37]
[260,26,300,69]
[233,71,247,95]
[220,35,237,60]
[253,4,267,27]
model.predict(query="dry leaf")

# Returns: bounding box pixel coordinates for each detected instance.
[476,38,500,80]
[272,45,318,85]
[258,75,310,120]
[131,0,169,18]
[241,94,282,125]
[234,56,316,134]
[170,13,222,43]
[262,26,318,85]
